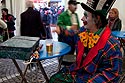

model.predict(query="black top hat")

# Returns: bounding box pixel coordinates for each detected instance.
[68,0,80,5]
[81,0,116,17]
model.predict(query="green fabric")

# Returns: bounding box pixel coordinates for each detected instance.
[57,10,80,30]
[86,28,103,35]
[49,67,75,83]
[94,28,103,35]
[0,35,3,42]
[95,9,107,17]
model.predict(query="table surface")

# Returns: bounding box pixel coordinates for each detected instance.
[0,36,40,60]
[38,40,71,60]
[112,31,125,38]
[0,36,39,48]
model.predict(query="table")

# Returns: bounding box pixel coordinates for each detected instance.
[112,31,125,38]
[0,36,40,83]
[112,31,125,49]
[0,37,71,83]
[37,40,71,83]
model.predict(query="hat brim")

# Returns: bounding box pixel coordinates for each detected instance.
[72,2,80,5]
[69,1,80,5]
[81,3,95,13]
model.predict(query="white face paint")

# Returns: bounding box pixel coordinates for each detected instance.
[81,11,88,26]
[84,11,99,33]
[85,12,94,31]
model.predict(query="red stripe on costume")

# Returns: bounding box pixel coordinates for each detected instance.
[76,40,84,69]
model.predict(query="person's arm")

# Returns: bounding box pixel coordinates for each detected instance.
[0,19,7,29]
[57,14,67,30]
[88,44,122,83]
[52,25,61,34]
[57,14,79,36]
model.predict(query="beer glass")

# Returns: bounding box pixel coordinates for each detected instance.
[46,39,53,55]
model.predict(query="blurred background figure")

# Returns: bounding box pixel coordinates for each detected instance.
[57,5,64,15]
[1,8,16,41]
[0,19,7,42]
[41,6,52,39]
[20,0,46,39]
[50,3,58,26]
[107,8,122,31]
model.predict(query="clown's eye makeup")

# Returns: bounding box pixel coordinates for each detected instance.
[84,11,87,18]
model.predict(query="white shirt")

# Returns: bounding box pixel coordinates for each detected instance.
[0,19,7,29]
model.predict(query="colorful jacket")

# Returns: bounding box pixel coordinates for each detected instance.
[69,27,123,83]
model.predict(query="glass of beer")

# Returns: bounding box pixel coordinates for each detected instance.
[46,39,53,55]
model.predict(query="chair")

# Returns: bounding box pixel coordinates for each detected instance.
[58,54,76,70]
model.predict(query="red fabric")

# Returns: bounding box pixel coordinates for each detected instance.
[75,27,111,70]
[76,40,84,69]
[8,16,12,21]
[2,15,6,22]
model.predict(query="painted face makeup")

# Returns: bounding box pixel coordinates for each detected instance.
[81,11,88,25]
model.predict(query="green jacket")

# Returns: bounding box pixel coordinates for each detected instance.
[57,10,80,30]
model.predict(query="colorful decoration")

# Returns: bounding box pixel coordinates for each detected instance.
[32,51,39,59]
[78,32,100,48]
[31,45,43,59]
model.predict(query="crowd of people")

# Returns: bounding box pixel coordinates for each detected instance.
[0,1,64,41]
[20,1,64,39]
[39,4,64,38]
[0,0,123,82]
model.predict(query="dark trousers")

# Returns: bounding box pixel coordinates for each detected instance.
[3,32,14,41]
[45,25,52,39]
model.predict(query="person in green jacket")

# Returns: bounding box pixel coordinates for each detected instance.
[53,0,80,54]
